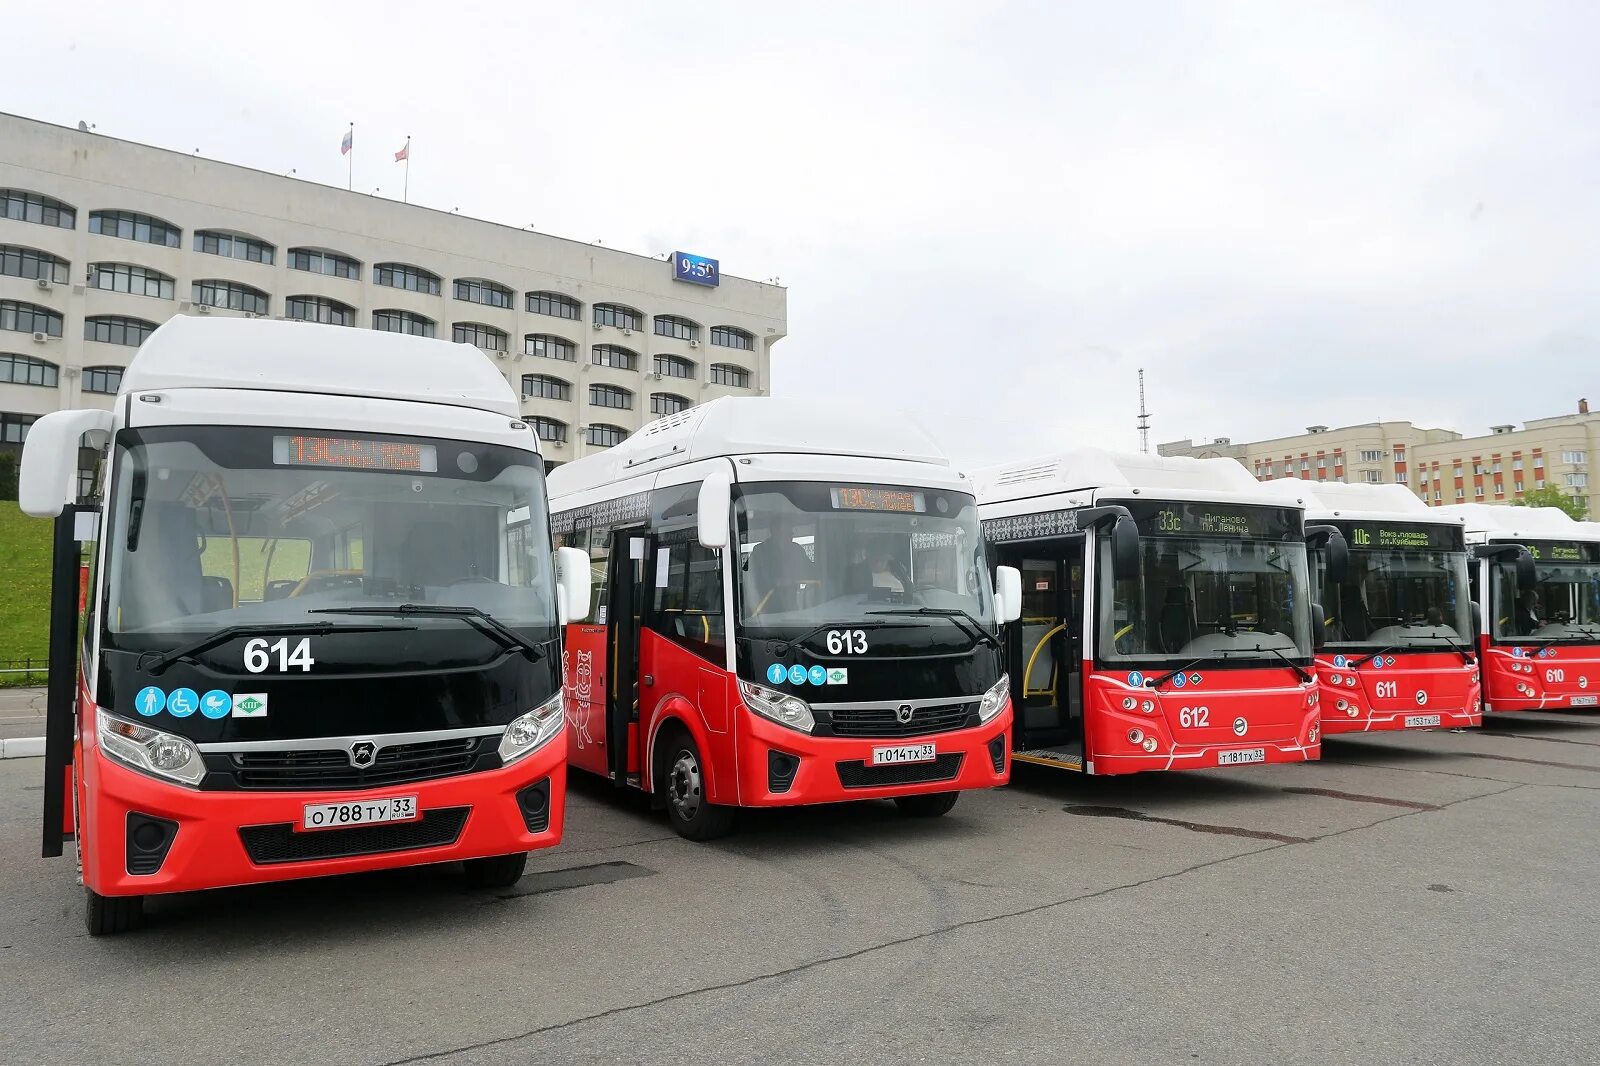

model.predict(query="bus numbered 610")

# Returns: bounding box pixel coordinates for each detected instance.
[19,317,588,935]
[547,398,1020,839]
[975,449,1325,774]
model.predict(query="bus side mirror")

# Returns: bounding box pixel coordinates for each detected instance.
[1306,525,1349,583]
[1515,547,1536,590]
[18,409,113,517]
[556,546,591,625]
[697,472,731,549]
[1310,603,1326,651]
[1111,515,1140,582]
[995,565,1023,625]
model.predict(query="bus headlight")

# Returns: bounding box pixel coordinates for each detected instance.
[97,713,205,787]
[499,692,565,764]
[978,675,1010,724]
[739,681,815,733]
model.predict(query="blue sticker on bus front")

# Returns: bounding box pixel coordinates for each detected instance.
[166,687,199,718]
[1513,647,1526,658]
[1333,655,1348,668]
[1189,673,1203,685]
[135,686,165,717]
[1173,673,1186,688]
[808,665,827,686]
[1373,657,1385,670]
[200,690,232,719]
[766,663,786,685]
[788,664,807,685]
[1127,671,1144,687]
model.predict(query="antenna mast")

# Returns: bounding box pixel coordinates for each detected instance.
[1137,368,1151,454]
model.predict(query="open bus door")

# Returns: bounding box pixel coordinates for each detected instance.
[1000,536,1087,770]
[42,506,91,858]
[603,527,654,785]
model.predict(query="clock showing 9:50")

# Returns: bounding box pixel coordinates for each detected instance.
[673,251,719,287]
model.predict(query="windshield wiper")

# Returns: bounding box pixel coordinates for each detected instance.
[866,607,1001,650]
[766,619,921,656]
[311,605,546,661]
[138,621,413,675]
[1255,643,1313,684]
[1349,645,1400,669]
[1399,623,1476,663]
[1147,655,1230,689]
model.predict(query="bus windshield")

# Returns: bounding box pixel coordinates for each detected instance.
[1099,536,1312,662]
[102,425,556,652]
[1320,547,1472,648]
[1493,560,1600,643]
[733,481,994,631]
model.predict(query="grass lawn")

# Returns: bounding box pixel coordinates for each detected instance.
[0,501,54,672]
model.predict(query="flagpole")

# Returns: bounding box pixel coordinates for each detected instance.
[403,135,411,204]
[347,122,353,191]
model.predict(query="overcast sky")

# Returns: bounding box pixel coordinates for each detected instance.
[9,1,1599,464]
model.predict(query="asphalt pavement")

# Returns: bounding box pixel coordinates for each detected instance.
[2,713,1599,1065]
[0,686,45,741]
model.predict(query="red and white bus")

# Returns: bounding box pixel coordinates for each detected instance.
[1435,504,1600,712]
[975,449,1323,773]
[546,398,1020,839]
[1264,481,1481,733]
[19,317,588,934]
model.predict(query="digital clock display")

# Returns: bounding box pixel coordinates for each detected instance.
[830,487,926,513]
[272,435,438,472]
[672,251,719,287]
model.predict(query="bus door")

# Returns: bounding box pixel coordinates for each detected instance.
[603,527,654,783]
[1004,536,1087,767]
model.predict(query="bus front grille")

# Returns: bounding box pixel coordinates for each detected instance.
[834,753,965,789]
[217,737,492,791]
[822,702,976,739]
[239,806,470,865]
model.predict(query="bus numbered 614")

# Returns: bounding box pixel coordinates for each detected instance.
[546,398,1020,839]
[975,449,1325,774]
[19,317,589,935]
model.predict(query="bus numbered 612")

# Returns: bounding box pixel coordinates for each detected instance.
[19,317,589,935]
[546,398,1020,839]
[1264,480,1481,733]
[1435,503,1600,712]
[975,449,1325,774]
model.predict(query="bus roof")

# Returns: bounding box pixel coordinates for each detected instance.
[547,396,950,497]
[971,447,1282,508]
[118,315,522,419]
[1432,503,1600,542]
[1258,479,1462,526]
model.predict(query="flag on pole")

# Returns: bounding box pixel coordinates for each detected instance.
[341,128,353,155]
[394,141,409,162]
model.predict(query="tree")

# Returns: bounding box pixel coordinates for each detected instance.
[1511,484,1589,520]
[0,451,17,501]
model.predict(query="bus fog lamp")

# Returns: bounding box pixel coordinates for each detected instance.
[97,713,205,787]
[1141,736,1158,753]
[1122,696,1137,711]
[499,692,565,764]
[738,680,816,734]
[977,675,1010,723]
[1127,728,1144,745]
[1141,699,1155,714]
[1310,723,1320,744]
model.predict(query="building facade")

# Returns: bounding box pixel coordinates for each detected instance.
[0,112,787,479]
[1159,400,1598,515]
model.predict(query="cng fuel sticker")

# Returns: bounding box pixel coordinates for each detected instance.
[231,693,269,718]
[826,667,849,685]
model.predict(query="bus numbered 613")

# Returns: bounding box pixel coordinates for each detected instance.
[975,449,1325,774]
[546,398,1020,839]
[19,317,588,935]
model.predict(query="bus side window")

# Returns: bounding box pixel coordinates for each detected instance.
[558,523,605,623]
[651,531,726,658]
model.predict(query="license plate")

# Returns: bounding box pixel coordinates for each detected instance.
[1572,695,1599,707]
[871,742,936,766]
[1217,748,1266,766]
[301,795,418,831]
[1405,714,1442,728]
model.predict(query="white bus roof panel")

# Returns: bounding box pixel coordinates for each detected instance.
[118,315,522,419]
[972,448,1280,508]
[1258,479,1459,525]
[1433,503,1600,542]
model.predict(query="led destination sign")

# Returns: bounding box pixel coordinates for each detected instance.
[1126,501,1300,541]
[1337,521,1462,553]
[273,435,438,473]
[830,487,926,513]
[1515,540,1600,564]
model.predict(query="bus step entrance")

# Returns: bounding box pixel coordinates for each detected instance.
[1012,744,1085,772]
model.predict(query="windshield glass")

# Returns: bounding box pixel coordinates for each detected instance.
[733,481,994,630]
[1319,547,1471,647]
[103,426,555,652]
[1099,535,1312,662]
[1493,561,1600,642]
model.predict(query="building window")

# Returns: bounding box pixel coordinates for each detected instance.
[85,315,157,346]
[454,278,512,308]
[651,392,690,416]
[1452,465,1463,478]
[1,189,75,229]
[1537,478,1547,489]
[1,412,36,443]
[194,230,274,265]
[709,325,754,350]
[88,262,175,300]
[372,309,436,337]
[1359,449,1383,462]
[374,262,442,295]
[1316,457,1326,470]
[1433,490,1441,502]
[522,375,570,401]
[1456,487,1466,500]
[1394,446,1406,460]
[527,291,580,319]
[653,314,699,342]
[285,296,354,326]
[83,366,123,395]
[1474,484,1485,497]
[1471,462,1485,475]
[709,363,750,388]
[586,423,627,447]
[526,334,575,361]
[1513,458,1524,471]
[592,345,637,371]
[1514,479,1524,493]
[1395,472,1407,484]
[1565,472,1588,488]
[1562,450,1587,465]
[87,210,180,247]
[453,322,507,352]
[0,354,57,388]
[1,300,63,337]
[532,417,567,443]
[1299,459,1309,472]
[1492,461,1502,473]
[654,355,695,379]
[1363,470,1382,483]
[193,279,269,315]
[589,384,632,409]
[593,304,641,331]
[288,247,361,279]
[0,245,70,285]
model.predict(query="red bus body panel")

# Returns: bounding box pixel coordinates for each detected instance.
[1479,638,1600,712]
[1317,652,1481,734]
[1083,661,1319,774]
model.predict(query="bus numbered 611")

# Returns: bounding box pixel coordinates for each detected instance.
[19,317,588,935]
[546,398,1020,839]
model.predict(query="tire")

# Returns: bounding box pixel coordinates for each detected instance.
[660,732,736,841]
[893,791,960,818]
[85,888,144,937]
[462,852,529,889]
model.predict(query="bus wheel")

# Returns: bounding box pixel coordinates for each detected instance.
[85,888,144,936]
[661,733,735,841]
[462,853,529,889]
[893,791,960,818]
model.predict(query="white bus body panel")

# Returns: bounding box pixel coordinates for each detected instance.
[1260,479,1466,529]
[971,447,1290,513]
